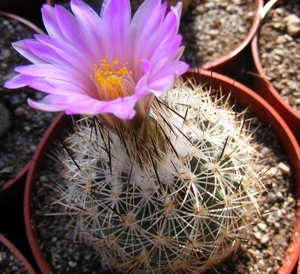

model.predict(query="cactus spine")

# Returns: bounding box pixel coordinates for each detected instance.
[54,81,265,273]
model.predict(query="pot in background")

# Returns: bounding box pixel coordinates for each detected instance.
[251,0,300,145]
[195,0,263,76]
[0,11,52,272]
[0,233,36,274]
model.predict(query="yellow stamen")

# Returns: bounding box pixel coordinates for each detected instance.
[90,58,133,100]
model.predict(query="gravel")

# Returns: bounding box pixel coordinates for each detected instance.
[258,0,300,113]
[180,0,255,67]
[0,239,29,274]
[0,15,56,187]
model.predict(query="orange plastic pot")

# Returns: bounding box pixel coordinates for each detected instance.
[24,70,300,273]
[251,0,300,145]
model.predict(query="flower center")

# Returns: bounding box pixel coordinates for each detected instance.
[91,58,133,101]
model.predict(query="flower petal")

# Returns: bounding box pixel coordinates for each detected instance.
[34,34,92,72]
[15,64,94,94]
[30,92,138,119]
[41,4,64,40]
[70,0,105,62]
[101,0,131,61]
[27,77,92,97]
[4,74,36,89]
[5,0,189,124]
[11,40,45,65]
[28,95,66,112]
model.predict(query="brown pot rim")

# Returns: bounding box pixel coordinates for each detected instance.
[24,112,73,274]
[199,0,263,71]
[251,1,300,144]
[24,70,300,273]
[0,233,36,274]
[0,11,45,35]
[0,11,45,195]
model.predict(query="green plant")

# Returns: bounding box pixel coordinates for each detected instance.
[53,81,265,273]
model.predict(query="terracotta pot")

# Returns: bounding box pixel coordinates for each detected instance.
[24,112,73,274]
[0,11,45,201]
[197,0,263,75]
[24,70,300,273]
[251,0,300,145]
[0,233,36,274]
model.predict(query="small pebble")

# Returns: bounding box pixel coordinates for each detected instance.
[277,162,291,174]
[276,191,284,200]
[0,166,14,175]
[257,222,267,231]
[285,14,300,36]
[68,261,77,268]
[260,234,270,244]
[257,259,265,269]
[0,104,11,137]
[14,106,26,116]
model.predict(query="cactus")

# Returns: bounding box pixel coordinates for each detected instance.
[53,80,265,273]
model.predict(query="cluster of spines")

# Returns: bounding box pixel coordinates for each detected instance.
[52,81,265,273]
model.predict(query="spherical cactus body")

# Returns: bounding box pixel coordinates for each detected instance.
[55,81,265,273]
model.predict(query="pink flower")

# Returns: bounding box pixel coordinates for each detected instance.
[4,0,188,120]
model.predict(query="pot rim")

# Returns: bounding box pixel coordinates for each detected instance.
[199,0,263,71]
[0,233,36,274]
[0,11,44,35]
[24,70,300,273]
[24,112,72,274]
[250,0,300,144]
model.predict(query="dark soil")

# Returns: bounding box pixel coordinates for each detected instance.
[0,15,56,187]
[0,238,29,274]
